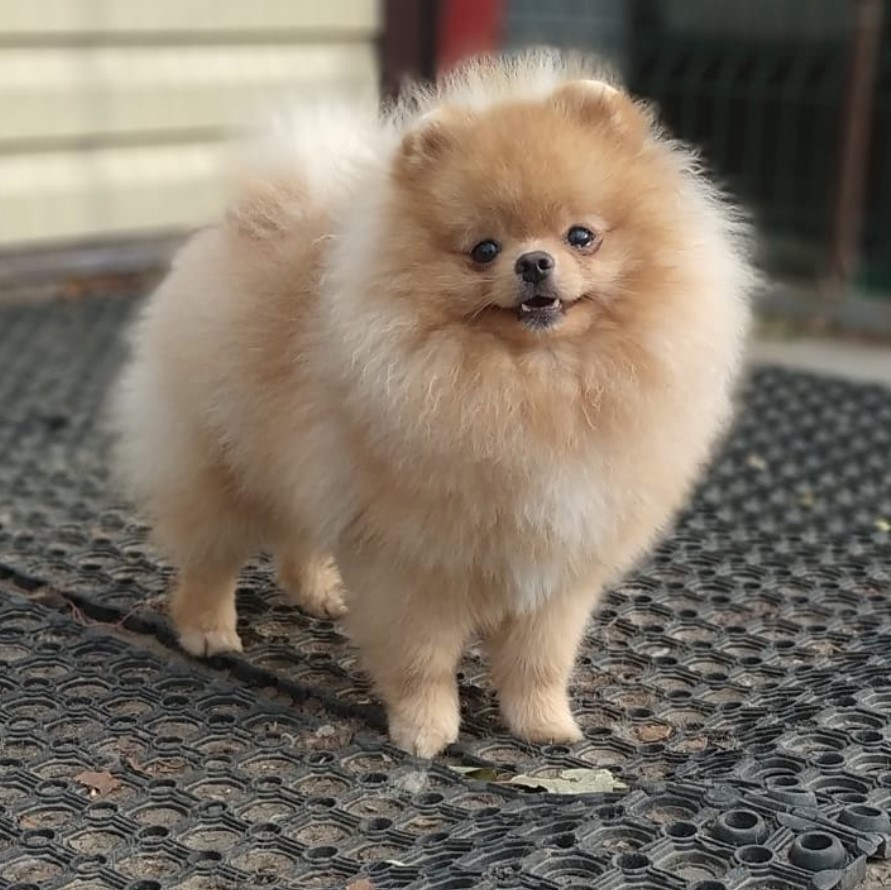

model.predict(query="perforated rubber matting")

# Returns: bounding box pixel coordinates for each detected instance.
[2,295,891,890]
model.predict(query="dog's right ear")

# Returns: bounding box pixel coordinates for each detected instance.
[397,107,470,172]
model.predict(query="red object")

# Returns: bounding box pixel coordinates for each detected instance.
[436,0,505,72]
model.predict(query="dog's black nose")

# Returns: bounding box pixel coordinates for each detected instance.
[515,251,555,284]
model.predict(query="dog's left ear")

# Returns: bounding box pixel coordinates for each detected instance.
[551,80,652,142]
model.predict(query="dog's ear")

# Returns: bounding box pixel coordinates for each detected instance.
[552,80,651,142]
[397,107,470,171]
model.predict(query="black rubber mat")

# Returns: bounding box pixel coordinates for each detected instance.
[2,295,891,890]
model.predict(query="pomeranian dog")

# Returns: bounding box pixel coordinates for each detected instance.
[113,51,753,757]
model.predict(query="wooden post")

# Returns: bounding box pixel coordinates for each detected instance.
[828,0,885,289]
[380,0,440,100]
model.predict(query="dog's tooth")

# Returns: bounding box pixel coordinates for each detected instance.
[520,303,532,313]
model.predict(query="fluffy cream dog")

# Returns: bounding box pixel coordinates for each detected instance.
[113,51,753,757]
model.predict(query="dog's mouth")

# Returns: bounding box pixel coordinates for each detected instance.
[480,293,579,330]
[516,295,565,329]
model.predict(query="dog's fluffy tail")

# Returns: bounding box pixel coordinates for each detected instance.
[225,99,385,239]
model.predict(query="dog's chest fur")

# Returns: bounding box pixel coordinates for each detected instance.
[354,446,619,612]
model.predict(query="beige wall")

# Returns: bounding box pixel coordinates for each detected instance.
[0,1,380,247]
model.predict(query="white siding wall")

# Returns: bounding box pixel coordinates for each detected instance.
[0,1,381,246]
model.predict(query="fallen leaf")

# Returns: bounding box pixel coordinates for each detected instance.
[746,454,767,471]
[674,735,709,754]
[508,768,627,795]
[634,723,673,743]
[447,765,509,782]
[124,756,147,775]
[73,770,121,796]
[876,518,891,533]
[346,880,376,890]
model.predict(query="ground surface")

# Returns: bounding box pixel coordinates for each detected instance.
[2,295,891,889]
[750,336,891,388]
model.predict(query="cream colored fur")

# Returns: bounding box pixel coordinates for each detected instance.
[112,50,753,757]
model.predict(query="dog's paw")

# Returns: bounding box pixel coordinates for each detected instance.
[502,697,583,745]
[389,709,460,759]
[516,715,583,746]
[178,626,244,658]
[278,558,348,620]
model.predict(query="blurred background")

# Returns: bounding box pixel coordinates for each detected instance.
[0,0,889,344]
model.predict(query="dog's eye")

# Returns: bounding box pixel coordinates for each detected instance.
[566,226,595,249]
[470,240,500,264]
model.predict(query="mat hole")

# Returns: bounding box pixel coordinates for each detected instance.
[725,811,757,830]
[800,833,832,851]
[737,846,773,864]
[616,853,649,871]
[666,821,697,839]
[849,804,883,818]
[307,752,335,766]
[853,729,883,745]
[814,752,844,767]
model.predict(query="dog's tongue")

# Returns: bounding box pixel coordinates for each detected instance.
[520,296,560,313]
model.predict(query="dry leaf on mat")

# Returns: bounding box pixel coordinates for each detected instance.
[73,770,121,796]
[448,764,627,795]
[508,768,627,795]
